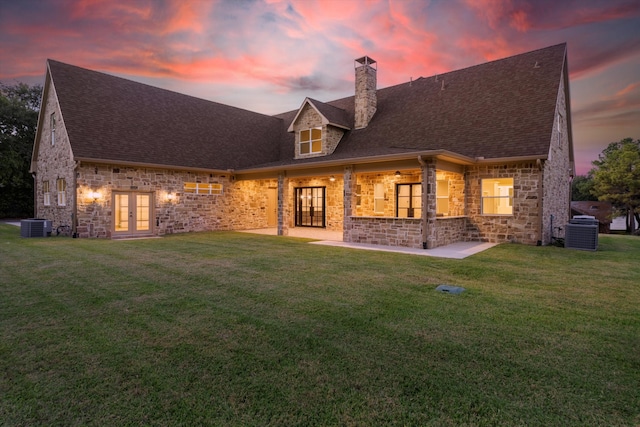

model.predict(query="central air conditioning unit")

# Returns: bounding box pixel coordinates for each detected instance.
[20,219,52,238]
[565,215,598,251]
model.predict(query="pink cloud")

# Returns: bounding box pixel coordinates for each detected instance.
[570,38,640,80]
[574,80,640,128]
[616,82,640,97]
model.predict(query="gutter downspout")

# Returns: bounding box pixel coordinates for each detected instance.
[73,161,79,237]
[537,159,544,245]
[32,173,37,218]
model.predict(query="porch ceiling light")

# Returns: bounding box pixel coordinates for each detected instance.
[395,171,401,177]
[329,175,335,182]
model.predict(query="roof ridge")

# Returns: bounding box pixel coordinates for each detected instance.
[420,43,567,81]
[273,43,567,117]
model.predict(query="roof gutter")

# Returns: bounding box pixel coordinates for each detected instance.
[236,150,478,175]
[473,154,548,165]
[235,151,548,176]
[74,157,231,175]
[75,152,548,177]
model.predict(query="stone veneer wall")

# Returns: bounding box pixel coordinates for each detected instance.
[34,83,76,231]
[436,170,465,217]
[347,217,423,248]
[355,171,422,217]
[324,126,344,155]
[224,179,279,231]
[349,169,468,249]
[465,163,542,244]
[435,217,467,247]
[76,163,275,238]
[542,77,572,244]
[286,176,343,231]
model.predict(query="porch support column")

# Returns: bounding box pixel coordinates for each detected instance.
[419,156,437,249]
[277,172,289,236]
[342,165,355,243]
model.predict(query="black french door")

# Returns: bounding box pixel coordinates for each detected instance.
[295,187,325,227]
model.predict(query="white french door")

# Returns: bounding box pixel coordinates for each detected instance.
[113,191,153,237]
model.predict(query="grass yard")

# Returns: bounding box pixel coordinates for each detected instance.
[1,224,639,426]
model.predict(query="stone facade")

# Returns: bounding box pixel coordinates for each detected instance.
[33,54,571,248]
[542,77,572,244]
[285,176,343,231]
[34,84,76,231]
[436,170,465,217]
[346,217,422,248]
[73,163,276,238]
[435,217,467,247]
[344,161,559,248]
[355,171,423,217]
[465,163,543,244]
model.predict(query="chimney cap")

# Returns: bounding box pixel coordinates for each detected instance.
[355,56,377,69]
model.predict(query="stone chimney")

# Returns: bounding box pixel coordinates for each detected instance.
[354,56,377,129]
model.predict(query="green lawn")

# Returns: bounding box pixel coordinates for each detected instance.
[1,224,639,426]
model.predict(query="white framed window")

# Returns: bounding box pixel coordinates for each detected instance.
[481,178,513,215]
[50,113,56,146]
[43,180,51,206]
[374,183,384,214]
[57,178,66,206]
[436,180,449,216]
[299,127,322,155]
[184,182,223,195]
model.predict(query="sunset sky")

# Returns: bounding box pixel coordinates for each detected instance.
[1,0,639,175]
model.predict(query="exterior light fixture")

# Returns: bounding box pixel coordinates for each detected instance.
[329,175,335,182]
[88,191,101,202]
[166,192,175,202]
[395,171,401,177]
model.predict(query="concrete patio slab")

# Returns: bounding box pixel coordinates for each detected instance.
[309,240,497,259]
[239,228,497,259]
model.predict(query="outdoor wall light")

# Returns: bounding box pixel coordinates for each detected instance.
[395,171,401,177]
[166,192,175,202]
[87,191,101,202]
[329,175,336,182]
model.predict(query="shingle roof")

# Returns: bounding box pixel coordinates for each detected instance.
[48,60,286,170]
[306,98,351,129]
[47,43,568,172]
[267,43,568,168]
[571,201,613,225]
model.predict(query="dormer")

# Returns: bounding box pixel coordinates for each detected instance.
[288,98,350,159]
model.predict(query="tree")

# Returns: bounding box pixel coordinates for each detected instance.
[590,138,640,234]
[571,175,597,201]
[0,82,42,218]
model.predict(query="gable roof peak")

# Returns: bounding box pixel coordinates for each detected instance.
[287,97,350,132]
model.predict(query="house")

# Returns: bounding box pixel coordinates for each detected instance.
[570,201,612,234]
[30,43,574,249]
